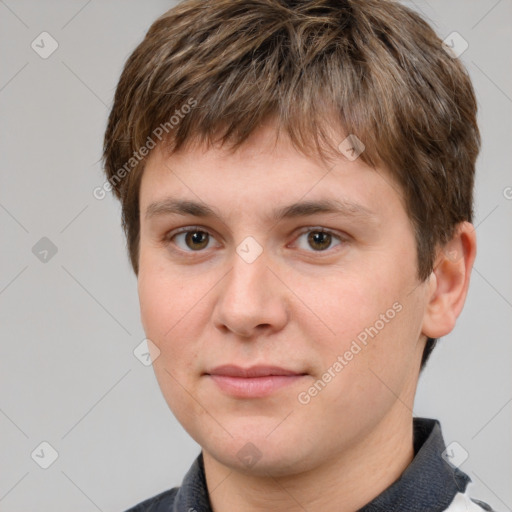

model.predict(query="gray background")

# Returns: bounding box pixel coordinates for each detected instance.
[1,1,511,511]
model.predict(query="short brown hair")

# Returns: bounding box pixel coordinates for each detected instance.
[103,0,480,368]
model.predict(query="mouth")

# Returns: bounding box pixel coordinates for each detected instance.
[205,365,308,398]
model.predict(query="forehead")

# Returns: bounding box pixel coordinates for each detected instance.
[139,126,406,225]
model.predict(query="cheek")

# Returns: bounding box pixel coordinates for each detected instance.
[138,267,203,414]
[307,268,420,385]
[304,274,400,353]
[138,270,173,344]
[138,253,192,343]
[137,262,210,372]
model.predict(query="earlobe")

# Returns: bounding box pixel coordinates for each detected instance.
[421,222,477,339]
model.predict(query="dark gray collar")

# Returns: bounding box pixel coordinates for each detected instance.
[358,418,470,512]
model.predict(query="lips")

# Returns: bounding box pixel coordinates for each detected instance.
[205,365,307,398]
[207,365,303,378]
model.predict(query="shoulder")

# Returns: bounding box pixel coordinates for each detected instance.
[444,491,497,511]
[123,486,179,512]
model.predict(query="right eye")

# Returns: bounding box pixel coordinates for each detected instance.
[166,227,220,253]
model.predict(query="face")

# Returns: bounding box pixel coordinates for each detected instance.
[137,124,431,476]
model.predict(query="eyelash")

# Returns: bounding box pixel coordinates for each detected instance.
[163,225,347,255]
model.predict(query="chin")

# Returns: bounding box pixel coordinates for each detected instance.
[202,431,319,478]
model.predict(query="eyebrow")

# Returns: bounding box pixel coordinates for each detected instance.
[145,197,376,224]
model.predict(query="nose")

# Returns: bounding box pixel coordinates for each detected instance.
[211,249,289,339]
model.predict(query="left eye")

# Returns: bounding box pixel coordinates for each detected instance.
[294,229,343,252]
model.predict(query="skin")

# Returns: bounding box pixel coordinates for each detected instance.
[137,122,477,512]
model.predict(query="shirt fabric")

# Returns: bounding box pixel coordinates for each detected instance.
[125,418,495,512]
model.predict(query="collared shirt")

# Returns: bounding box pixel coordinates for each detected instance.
[125,418,495,512]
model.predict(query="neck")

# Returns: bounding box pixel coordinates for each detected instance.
[203,409,415,512]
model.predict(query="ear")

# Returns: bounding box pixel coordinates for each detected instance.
[421,221,477,339]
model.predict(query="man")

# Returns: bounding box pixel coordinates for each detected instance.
[102,0,495,510]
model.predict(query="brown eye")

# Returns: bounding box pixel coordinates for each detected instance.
[171,229,212,251]
[307,231,332,251]
[184,230,209,250]
[293,228,344,252]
